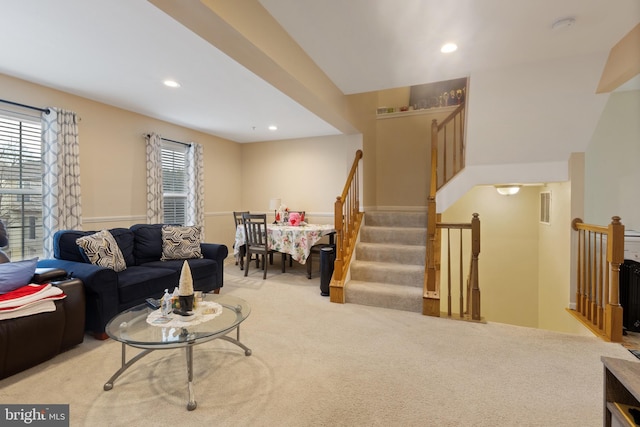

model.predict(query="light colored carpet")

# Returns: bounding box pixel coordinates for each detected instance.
[0,259,636,426]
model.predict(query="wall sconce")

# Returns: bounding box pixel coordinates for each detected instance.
[495,185,521,196]
[269,198,281,224]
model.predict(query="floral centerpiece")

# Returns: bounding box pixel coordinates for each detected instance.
[288,212,301,226]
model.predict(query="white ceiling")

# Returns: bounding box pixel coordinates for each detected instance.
[0,0,638,144]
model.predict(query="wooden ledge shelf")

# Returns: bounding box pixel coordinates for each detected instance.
[376,105,458,120]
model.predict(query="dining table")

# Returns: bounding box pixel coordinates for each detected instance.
[234,222,335,277]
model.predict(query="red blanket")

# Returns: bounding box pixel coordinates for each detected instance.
[0,284,66,320]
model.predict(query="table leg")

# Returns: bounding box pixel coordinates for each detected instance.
[185,345,197,411]
[217,326,252,356]
[104,343,154,391]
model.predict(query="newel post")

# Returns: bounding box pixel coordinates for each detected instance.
[605,216,624,342]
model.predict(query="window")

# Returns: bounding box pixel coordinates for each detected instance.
[161,141,187,225]
[0,112,43,260]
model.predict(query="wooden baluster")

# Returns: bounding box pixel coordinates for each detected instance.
[470,213,481,321]
[578,228,583,313]
[598,234,604,329]
[459,228,463,319]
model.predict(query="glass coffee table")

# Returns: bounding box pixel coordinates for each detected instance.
[103,293,251,410]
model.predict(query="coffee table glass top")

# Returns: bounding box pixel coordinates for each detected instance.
[106,294,250,349]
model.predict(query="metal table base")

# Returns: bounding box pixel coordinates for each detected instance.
[103,326,251,411]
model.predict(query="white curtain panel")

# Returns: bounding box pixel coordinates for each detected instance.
[41,108,82,258]
[186,142,205,235]
[145,133,163,224]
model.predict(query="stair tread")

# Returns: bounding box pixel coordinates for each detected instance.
[358,242,425,250]
[345,210,428,314]
[348,280,423,292]
[346,281,423,313]
[352,260,424,271]
[362,224,427,230]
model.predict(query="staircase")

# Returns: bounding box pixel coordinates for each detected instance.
[345,211,426,313]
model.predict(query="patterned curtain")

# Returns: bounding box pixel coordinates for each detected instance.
[41,108,82,258]
[186,142,205,235]
[145,133,164,224]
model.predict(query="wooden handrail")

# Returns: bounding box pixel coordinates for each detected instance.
[434,101,466,190]
[570,216,624,342]
[437,102,465,130]
[431,213,481,320]
[424,101,471,318]
[330,150,364,303]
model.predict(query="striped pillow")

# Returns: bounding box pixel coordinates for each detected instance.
[76,230,127,272]
[161,225,203,261]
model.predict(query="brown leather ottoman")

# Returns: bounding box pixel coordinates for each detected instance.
[0,269,85,379]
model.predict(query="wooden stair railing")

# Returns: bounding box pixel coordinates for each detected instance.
[436,213,482,321]
[330,149,364,303]
[424,101,478,319]
[435,102,465,190]
[570,216,624,342]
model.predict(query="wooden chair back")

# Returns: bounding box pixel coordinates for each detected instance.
[233,211,249,227]
[242,213,276,279]
[243,213,268,249]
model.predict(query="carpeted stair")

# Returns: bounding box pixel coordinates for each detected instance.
[346,211,426,313]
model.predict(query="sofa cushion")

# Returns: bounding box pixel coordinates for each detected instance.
[76,230,127,272]
[161,225,203,260]
[54,230,92,262]
[130,224,164,265]
[116,267,178,304]
[0,258,38,294]
[140,258,216,285]
[108,228,136,267]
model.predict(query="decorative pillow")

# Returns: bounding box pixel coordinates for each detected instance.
[0,257,38,294]
[161,225,203,261]
[76,229,127,272]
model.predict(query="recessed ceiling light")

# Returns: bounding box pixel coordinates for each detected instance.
[551,17,576,31]
[440,43,458,54]
[163,80,181,88]
[268,125,278,131]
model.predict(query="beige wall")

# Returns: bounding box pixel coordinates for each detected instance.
[441,181,590,334]
[537,181,589,334]
[239,134,362,223]
[375,109,452,209]
[442,186,540,328]
[0,73,242,248]
[346,92,378,209]
[585,89,640,231]
[0,73,363,253]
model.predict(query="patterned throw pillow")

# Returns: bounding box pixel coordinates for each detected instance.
[161,225,203,261]
[76,230,127,272]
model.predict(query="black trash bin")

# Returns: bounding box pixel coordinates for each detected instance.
[320,245,335,296]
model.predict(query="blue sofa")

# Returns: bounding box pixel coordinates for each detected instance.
[38,224,228,338]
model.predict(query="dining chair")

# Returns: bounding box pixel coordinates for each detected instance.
[243,213,284,279]
[233,211,249,270]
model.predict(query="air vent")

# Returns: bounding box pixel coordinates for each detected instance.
[540,191,551,224]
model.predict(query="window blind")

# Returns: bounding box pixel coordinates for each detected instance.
[161,142,187,225]
[0,112,43,259]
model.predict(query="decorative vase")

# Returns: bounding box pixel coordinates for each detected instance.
[179,294,194,313]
